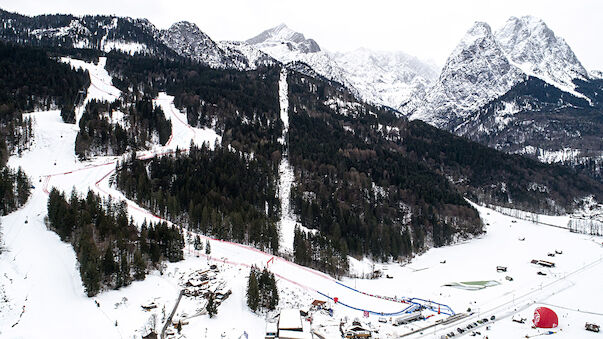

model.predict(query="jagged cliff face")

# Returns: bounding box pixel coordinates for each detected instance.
[407,22,524,128]
[495,16,588,93]
[160,21,278,70]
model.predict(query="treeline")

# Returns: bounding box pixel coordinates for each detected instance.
[106,54,282,159]
[0,117,33,165]
[74,97,171,159]
[287,72,481,262]
[246,265,279,312]
[47,188,184,296]
[115,144,280,252]
[0,166,30,215]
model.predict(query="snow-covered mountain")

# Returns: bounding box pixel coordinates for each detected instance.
[0,9,177,56]
[329,48,439,109]
[406,21,524,128]
[404,16,603,178]
[218,40,276,70]
[246,24,438,109]
[495,16,588,95]
[160,21,233,68]
[161,21,276,70]
[406,16,596,128]
[246,23,320,56]
[244,24,357,95]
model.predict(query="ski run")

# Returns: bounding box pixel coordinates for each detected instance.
[0,57,602,339]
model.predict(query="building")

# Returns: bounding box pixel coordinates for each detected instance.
[265,322,277,339]
[311,300,327,309]
[343,320,372,338]
[278,309,312,339]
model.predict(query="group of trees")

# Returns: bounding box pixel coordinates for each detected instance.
[293,228,349,277]
[0,166,30,216]
[47,188,184,296]
[74,97,171,159]
[287,72,481,263]
[0,41,89,117]
[246,265,278,312]
[404,120,603,214]
[115,143,280,252]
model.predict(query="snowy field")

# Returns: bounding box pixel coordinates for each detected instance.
[0,58,601,339]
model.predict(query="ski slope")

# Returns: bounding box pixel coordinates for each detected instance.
[1,57,602,338]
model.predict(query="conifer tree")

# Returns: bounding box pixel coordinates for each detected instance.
[194,235,202,251]
[102,245,116,277]
[133,249,146,280]
[246,268,259,312]
[207,293,217,318]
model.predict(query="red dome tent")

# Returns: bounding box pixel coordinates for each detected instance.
[533,307,558,328]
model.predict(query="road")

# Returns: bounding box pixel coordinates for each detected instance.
[161,289,184,339]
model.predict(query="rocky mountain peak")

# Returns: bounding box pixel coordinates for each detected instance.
[406,21,523,127]
[246,23,320,54]
[161,21,231,68]
[495,15,587,91]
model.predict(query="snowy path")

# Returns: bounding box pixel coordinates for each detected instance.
[276,68,316,253]
[61,57,122,124]
[276,68,298,253]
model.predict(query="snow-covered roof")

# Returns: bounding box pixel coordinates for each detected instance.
[265,322,278,332]
[278,309,302,330]
[278,330,312,339]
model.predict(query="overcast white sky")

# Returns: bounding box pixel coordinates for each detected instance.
[2,0,602,70]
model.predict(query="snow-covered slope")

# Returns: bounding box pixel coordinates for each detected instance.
[60,56,122,123]
[1,56,602,339]
[495,16,588,94]
[407,21,524,128]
